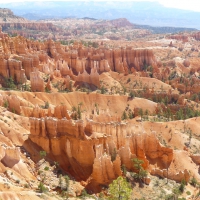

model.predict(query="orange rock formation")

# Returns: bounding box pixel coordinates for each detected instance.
[29,115,173,184]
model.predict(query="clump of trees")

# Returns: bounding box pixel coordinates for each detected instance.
[71,102,83,120]
[4,77,16,89]
[40,101,49,109]
[121,110,134,120]
[107,158,148,199]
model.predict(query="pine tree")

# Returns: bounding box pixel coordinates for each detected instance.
[121,111,128,120]
[139,108,143,120]
[131,158,147,183]
[107,176,132,200]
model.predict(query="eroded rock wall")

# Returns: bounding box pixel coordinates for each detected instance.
[29,117,173,184]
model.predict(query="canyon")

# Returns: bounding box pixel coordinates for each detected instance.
[0,6,200,200]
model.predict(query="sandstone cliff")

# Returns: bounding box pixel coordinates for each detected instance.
[30,68,45,92]
[29,116,173,184]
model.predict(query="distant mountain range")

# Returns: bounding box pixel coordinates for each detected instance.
[0,1,200,30]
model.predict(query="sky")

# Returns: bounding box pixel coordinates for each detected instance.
[0,0,200,12]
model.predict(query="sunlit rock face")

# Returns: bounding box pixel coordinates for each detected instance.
[30,68,45,92]
[0,28,160,93]
[29,115,173,184]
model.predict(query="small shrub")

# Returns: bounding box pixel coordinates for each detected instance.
[11,108,16,114]
[81,189,88,198]
[186,191,191,195]
[45,88,50,93]
[44,101,49,109]
[111,148,117,162]
[127,78,131,83]
[38,182,48,193]
[54,161,59,168]
[3,101,9,108]
[44,166,49,171]
[38,170,42,175]
[61,191,69,198]
[24,183,29,188]
[154,179,159,187]
[99,192,105,199]
[190,177,198,187]
[64,175,70,190]
[121,164,127,175]
[165,194,175,200]
[100,86,106,94]
[129,91,134,98]
[39,151,46,158]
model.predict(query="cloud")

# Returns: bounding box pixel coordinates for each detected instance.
[158,0,200,12]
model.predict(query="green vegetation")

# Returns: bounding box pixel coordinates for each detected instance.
[128,110,134,119]
[138,108,143,120]
[165,180,187,199]
[131,158,148,183]
[44,166,49,171]
[179,180,186,193]
[129,91,134,98]
[139,104,200,122]
[38,182,48,193]
[121,164,127,176]
[4,77,16,89]
[15,180,20,184]
[186,191,191,195]
[71,102,83,120]
[40,101,50,109]
[190,177,198,187]
[53,81,73,93]
[11,108,16,114]
[39,151,46,159]
[121,111,128,120]
[21,82,31,91]
[60,40,74,45]
[81,189,89,199]
[44,101,49,109]
[60,40,99,48]
[24,183,29,188]
[111,148,117,162]
[3,100,9,108]
[100,85,107,94]
[122,85,127,95]
[9,33,18,37]
[107,176,132,200]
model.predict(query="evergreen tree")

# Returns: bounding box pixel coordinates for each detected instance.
[131,158,147,183]
[5,77,16,89]
[121,111,128,120]
[129,91,134,98]
[139,108,143,120]
[107,176,132,200]
[128,110,134,119]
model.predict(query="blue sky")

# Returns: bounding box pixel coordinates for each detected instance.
[0,0,200,12]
